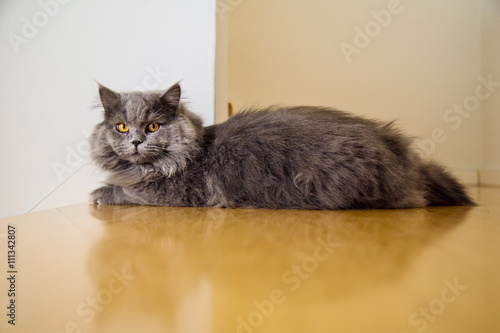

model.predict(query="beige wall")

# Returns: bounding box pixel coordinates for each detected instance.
[228,0,488,179]
[481,0,500,185]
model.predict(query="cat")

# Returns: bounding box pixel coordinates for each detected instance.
[89,83,475,209]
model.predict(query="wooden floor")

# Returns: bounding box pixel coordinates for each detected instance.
[1,187,499,333]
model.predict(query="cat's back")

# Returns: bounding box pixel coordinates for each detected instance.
[203,106,413,209]
[212,106,380,143]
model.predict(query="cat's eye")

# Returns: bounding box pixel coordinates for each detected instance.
[147,122,160,132]
[116,123,129,133]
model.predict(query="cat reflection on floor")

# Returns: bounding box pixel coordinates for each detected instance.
[86,204,471,331]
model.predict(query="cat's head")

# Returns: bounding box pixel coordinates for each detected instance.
[90,83,203,177]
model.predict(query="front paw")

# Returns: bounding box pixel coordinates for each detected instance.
[90,185,118,205]
[140,164,156,174]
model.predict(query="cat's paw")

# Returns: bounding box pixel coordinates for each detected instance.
[160,165,176,177]
[90,185,117,205]
[140,164,156,174]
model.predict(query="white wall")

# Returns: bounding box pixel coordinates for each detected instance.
[228,0,486,181]
[215,2,229,123]
[481,0,500,185]
[0,0,217,218]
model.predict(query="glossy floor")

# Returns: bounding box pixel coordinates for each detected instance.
[1,187,499,333]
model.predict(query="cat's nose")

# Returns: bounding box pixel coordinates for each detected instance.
[131,140,142,147]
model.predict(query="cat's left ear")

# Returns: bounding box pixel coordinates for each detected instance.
[98,83,121,117]
[160,83,181,111]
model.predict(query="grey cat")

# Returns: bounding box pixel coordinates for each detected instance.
[89,83,474,209]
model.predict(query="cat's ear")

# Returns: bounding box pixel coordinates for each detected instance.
[98,84,121,117]
[160,83,181,110]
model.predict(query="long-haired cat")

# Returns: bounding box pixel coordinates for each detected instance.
[89,83,474,209]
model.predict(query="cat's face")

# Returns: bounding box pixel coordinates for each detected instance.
[98,84,180,164]
[91,83,202,175]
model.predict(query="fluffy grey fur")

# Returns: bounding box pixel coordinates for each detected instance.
[89,83,474,209]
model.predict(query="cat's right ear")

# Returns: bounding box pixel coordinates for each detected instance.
[159,83,181,111]
[97,83,121,117]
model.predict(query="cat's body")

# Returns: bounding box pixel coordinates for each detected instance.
[89,83,474,209]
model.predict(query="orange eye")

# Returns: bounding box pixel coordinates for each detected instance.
[147,122,160,132]
[116,123,129,133]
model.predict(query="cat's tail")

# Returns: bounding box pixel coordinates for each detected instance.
[420,162,476,206]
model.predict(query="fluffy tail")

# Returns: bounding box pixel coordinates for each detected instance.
[421,163,476,206]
